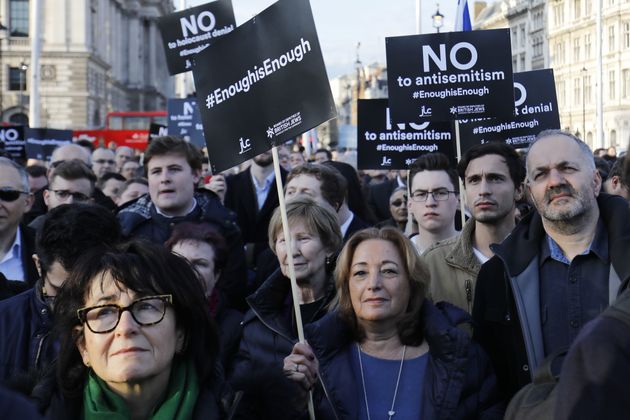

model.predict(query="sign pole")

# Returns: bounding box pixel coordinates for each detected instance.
[271,146,316,420]
[455,120,466,229]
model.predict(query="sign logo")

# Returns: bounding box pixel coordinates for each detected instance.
[238,137,252,154]
[418,105,432,117]
[183,101,195,115]
[380,156,392,167]
[266,127,274,139]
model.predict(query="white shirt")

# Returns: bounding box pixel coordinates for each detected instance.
[251,170,275,210]
[472,247,491,264]
[0,228,25,281]
[340,212,355,238]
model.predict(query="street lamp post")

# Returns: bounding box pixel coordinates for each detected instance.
[19,61,27,112]
[581,67,587,141]
[432,4,444,33]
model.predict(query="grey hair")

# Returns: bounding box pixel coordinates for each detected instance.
[525,129,595,181]
[0,157,29,192]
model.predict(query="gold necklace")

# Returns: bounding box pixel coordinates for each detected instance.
[356,343,407,420]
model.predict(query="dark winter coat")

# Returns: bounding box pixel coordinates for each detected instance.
[472,193,630,401]
[230,268,336,420]
[0,280,56,384]
[303,301,503,420]
[117,189,247,310]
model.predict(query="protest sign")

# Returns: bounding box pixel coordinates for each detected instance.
[386,29,514,122]
[0,126,25,162]
[167,98,206,147]
[157,0,236,75]
[25,128,73,161]
[357,99,455,169]
[193,0,336,173]
[458,69,560,152]
[149,123,168,142]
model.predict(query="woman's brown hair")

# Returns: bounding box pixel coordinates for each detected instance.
[334,227,429,346]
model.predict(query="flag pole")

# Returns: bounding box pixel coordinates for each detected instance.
[271,146,316,420]
[455,120,466,228]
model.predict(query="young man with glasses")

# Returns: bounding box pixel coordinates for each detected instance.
[0,203,121,383]
[28,160,97,233]
[0,158,36,288]
[407,152,460,254]
[422,143,524,314]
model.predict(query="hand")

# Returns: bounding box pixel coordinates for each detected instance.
[283,341,319,391]
[205,174,226,203]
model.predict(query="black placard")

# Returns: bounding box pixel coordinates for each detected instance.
[24,128,73,161]
[193,0,336,174]
[357,99,455,170]
[149,123,168,142]
[386,29,514,122]
[157,0,236,75]
[458,69,560,152]
[0,126,25,162]
[167,98,206,148]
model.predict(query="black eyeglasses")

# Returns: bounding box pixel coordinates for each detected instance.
[0,188,30,202]
[390,199,407,207]
[410,189,458,202]
[94,159,115,165]
[51,189,91,202]
[77,295,173,334]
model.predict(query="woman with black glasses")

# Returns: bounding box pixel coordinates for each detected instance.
[38,240,222,418]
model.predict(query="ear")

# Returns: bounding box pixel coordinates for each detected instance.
[175,329,186,353]
[192,169,201,185]
[514,182,524,202]
[75,328,90,367]
[43,189,50,208]
[593,169,603,196]
[23,192,34,213]
[32,254,41,277]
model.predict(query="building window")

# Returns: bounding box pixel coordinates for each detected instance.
[623,69,630,98]
[574,38,581,60]
[8,66,26,91]
[585,34,592,58]
[574,78,581,105]
[558,81,566,106]
[574,0,581,18]
[610,70,616,100]
[624,22,630,48]
[520,25,526,48]
[554,4,564,26]
[610,129,617,148]
[9,0,29,37]
[609,25,616,51]
[585,0,591,14]
[585,75,592,103]
[512,28,518,50]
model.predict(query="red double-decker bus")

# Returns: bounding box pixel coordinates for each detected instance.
[73,111,167,150]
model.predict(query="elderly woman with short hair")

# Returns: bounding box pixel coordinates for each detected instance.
[230,197,342,419]
[284,227,503,419]
[40,240,222,418]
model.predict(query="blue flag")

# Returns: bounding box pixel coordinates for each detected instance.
[455,0,472,31]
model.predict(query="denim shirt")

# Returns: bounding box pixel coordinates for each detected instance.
[539,219,609,357]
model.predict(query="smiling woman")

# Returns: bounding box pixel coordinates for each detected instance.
[284,227,504,419]
[44,240,221,419]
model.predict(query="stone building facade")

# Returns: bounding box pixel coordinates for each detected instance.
[0,0,174,129]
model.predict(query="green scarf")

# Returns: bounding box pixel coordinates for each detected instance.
[83,358,199,420]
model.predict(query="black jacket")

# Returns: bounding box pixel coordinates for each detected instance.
[472,193,630,401]
[224,167,287,265]
[117,190,247,310]
[230,268,336,420]
[0,281,55,384]
[367,178,399,223]
[304,301,503,420]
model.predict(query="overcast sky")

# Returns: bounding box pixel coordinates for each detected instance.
[183,0,468,78]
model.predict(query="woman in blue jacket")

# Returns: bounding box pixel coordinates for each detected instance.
[285,227,504,419]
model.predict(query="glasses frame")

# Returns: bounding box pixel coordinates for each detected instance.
[77,294,173,334]
[410,189,458,202]
[50,189,91,202]
[0,187,30,202]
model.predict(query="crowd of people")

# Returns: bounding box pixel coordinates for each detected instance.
[0,129,628,419]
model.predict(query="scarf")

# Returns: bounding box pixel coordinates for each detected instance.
[83,358,199,419]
